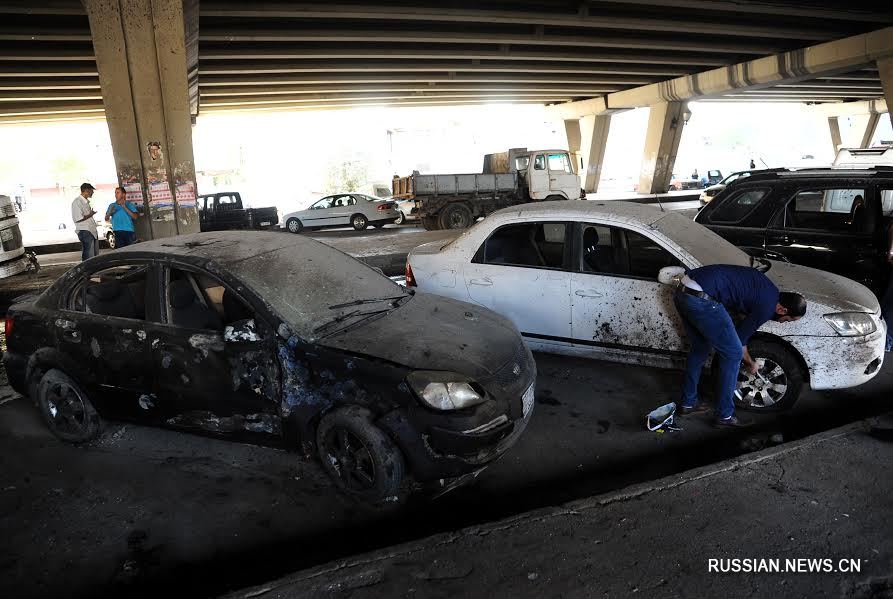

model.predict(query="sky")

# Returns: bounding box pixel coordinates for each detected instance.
[0,101,890,244]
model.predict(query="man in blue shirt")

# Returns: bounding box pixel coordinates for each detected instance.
[105,187,140,248]
[674,264,807,428]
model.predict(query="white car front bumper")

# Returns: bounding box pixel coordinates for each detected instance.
[785,319,886,390]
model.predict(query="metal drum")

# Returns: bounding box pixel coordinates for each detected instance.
[0,195,28,278]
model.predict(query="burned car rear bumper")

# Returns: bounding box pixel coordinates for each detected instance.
[2,351,28,395]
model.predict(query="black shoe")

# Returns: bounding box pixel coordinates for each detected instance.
[679,403,711,416]
[714,415,754,428]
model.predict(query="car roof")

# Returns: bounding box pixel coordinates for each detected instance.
[115,230,329,267]
[737,166,893,183]
[488,200,668,226]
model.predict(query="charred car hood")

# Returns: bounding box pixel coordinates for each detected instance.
[318,292,524,378]
[766,260,880,313]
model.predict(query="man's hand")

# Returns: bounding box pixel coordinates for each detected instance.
[742,345,759,375]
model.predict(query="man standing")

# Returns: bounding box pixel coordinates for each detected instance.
[105,187,140,248]
[71,182,98,261]
[674,264,807,428]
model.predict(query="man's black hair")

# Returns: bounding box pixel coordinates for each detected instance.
[778,292,807,317]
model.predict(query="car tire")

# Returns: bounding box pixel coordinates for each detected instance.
[544,195,565,202]
[372,222,385,229]
[316,406,405,502]
[734,339,804,412]
[351,214,369,231]
[36,368,101,443]
[106,231,116,249]
[394,212,406,225]
[438,203,474,229]
[286,218,303,234]
[421,216,440,231]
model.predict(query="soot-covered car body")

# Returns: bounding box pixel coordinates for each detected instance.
[3,232,535,501]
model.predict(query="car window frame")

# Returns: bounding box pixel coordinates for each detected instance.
[62,259,157,323]
[572,221,684,282]
[770,183,875,234]
[471,220,573,272]
[707,186,773,225]
[158,262,266,335]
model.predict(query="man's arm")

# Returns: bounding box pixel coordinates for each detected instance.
[105,203,115,222]
[74,199,96,223]
[122,202,140,219]
[741,345,758,375]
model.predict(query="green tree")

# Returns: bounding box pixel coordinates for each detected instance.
[324,160,367,193]
[50,154,88,197]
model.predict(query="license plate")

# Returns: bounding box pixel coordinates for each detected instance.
[522,384,534,417]
[260,221,271,226]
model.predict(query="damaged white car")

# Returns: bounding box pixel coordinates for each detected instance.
[406,201,887,411]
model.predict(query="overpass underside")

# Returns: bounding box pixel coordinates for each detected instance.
[0,0,892,234]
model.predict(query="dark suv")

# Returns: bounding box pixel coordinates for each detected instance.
[694,167,893,295]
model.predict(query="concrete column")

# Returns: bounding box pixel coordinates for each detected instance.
[827,116,842,154]
[638,101,687,195]
[84,0,199,241]
[859,113,881,148]
[564,119,583,175]
[880,57,893,131]
[579,114,612,193]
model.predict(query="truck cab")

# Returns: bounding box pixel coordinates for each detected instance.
[508,149,582,201]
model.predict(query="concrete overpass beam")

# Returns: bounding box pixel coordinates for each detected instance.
[827,116,842,154]
[563,118,583,177]
[880,56,893,132]
[638,101,687,195]
[859,113,881,148]
[579,114,612,193]
[83,0,198,241]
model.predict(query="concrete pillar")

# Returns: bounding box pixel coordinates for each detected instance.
[638,101,687,195]
[827,116,842,154]
[84,0,199,241]
[579,114,612,193]
[564,119,583,175]
[859,113,881,148]
[880,57,893,131]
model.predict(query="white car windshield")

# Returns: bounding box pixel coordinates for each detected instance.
[651,212,750,268]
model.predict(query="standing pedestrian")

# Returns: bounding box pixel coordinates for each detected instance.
[71,182,98,261]
[673,264,807,428]
[105,187,140,248]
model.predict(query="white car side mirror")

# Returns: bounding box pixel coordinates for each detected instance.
[658,266,686,285]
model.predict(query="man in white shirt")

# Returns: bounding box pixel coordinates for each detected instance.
[71,182,99,261]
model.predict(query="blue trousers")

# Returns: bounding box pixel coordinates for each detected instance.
[114,230,135,248]
[77,230,98,261]
[674,291,744,420]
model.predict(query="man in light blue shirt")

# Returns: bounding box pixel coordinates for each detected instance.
[105,187,140,248]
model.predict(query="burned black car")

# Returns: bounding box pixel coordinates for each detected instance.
[3,231,536,501]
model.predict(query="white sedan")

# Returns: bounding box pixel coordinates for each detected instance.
[281,193,400,233]
[406,201,886,411]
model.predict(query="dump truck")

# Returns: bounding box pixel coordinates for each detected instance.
[392,148,585,230]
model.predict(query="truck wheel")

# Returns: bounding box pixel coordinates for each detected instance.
[733,339,804,412]
[421,217,440,231]
[351,214,369,231]
[439,204,474,229]
[286,218,303,234]
[394,212,405,225]
[37,369,101,443]
[316,406,405,502]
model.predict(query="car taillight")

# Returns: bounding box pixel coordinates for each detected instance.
[377,203,394,211]
[405,262,417,287]
[4,314,13,338]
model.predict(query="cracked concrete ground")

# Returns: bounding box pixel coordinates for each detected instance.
[226,418,893,599]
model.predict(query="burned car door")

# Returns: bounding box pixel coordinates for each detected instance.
[143,264,281,435]
[58,262,154,417]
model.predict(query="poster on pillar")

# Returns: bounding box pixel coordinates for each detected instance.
[173,163,197,210]
[148,177,174,210]
[119,166,145,210]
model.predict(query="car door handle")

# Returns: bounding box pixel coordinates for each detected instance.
[62,330,81,342]
[469,277,493,286]
[575,289,603,298]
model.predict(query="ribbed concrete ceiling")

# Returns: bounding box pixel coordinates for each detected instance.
[0,0,891,120]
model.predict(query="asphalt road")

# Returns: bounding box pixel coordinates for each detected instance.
[1,349,889,599]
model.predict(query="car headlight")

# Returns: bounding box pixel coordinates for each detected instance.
[823,312,877,336]
[406,371,486,411]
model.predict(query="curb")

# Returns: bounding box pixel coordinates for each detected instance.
[224,416,879,598]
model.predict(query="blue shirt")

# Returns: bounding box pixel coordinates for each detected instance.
[688,265,779,345]
[107,201,138,232]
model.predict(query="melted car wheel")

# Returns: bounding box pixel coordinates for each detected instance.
[734,340,803,412]
[37,368,101,443]
[316,406,404,501]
